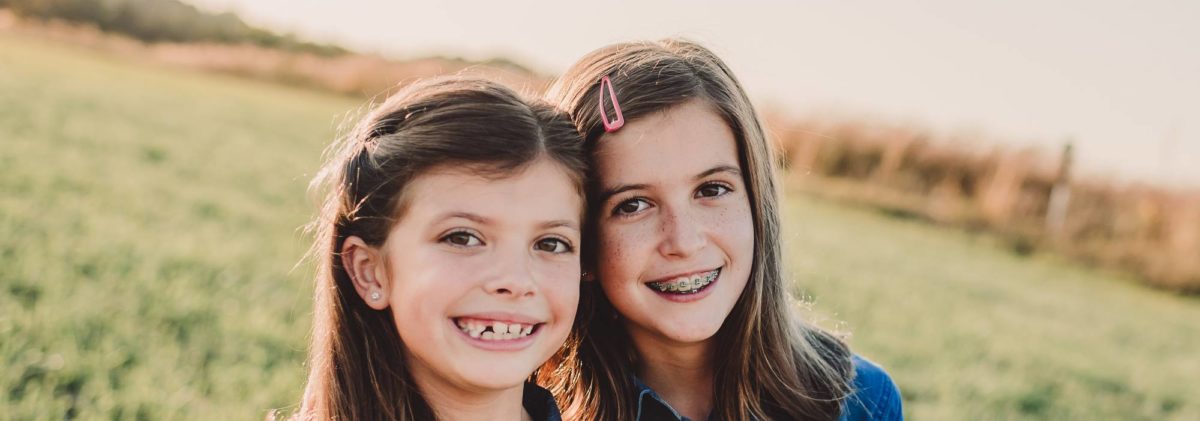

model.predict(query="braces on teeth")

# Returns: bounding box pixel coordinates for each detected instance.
[648,270,719,294]
[455,319,535,341]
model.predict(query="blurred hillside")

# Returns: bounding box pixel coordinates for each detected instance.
[1,3,1196,293]
[0,2,547,96]
[0,0,346,54]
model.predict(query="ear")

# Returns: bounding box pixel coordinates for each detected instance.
[341,235,390,310]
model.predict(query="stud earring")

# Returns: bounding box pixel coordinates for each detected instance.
[369,290,382,301]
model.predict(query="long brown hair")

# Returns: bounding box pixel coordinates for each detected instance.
[537,39,855,420]
[283,77,586,420]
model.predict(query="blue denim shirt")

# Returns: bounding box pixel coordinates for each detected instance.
[632,354,903,420]
[524,382,563,421]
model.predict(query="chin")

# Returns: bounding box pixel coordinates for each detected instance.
[455,364,537,389]
[647,318,725,344]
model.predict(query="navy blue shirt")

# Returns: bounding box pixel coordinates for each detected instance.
[632,354,902,420]
[524,382,563,421]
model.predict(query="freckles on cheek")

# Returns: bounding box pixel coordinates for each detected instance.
[600,224,653,260]
[732,206,756,249]
[599,225,647,281]
[710,201,756,250]
[598,227,625,259]
[599,236,621,260]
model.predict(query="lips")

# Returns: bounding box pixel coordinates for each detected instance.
[646,268,721,294]
[448,312,546,349]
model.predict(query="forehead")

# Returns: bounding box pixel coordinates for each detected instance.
[593,100,739,187]
[400,159,583,223]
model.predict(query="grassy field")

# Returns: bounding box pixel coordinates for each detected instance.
[2,34,1197,420]
[784,197,1200,420]
[0,34,356,419]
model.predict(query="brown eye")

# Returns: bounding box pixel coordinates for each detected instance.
[696,183,731,198]
[613,198,650,216]
[441,231,482,247]
[534,237,572,254]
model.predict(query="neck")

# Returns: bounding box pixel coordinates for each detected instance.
[409,360,531,421]
[628,326,716,421]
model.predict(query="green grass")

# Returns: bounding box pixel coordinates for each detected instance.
[784,198,1200,420]
[2,34,1198,420]
[0,34,357,419]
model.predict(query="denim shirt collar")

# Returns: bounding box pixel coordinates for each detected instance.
[629,355,898,421]
[630,375,862,421]
[631,376,703,421]
[523,382,562,421]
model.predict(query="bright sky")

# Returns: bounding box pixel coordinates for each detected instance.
[187,0,1199,187]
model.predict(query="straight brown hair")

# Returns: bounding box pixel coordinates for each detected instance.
[280,77,586,420]
[537,39,855,421]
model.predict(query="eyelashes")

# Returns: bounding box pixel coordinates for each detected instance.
[613,198,651,216]
[438,230,575,254]
[440,230,483,247]
[534,237,574,254]
[695,182,732,198]
[610,181,735,217]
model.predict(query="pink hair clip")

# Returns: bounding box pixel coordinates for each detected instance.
[598,75,624,132]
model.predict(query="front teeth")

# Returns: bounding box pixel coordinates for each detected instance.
[648,269,719,294]
[454,319,537,340]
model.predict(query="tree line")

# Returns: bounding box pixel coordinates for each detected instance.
[1,0,347,56]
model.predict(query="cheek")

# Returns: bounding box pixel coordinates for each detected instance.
[597,221,654,279]
[730,204,756,254]
[387,278,437,330]
[537,260,582,316]
[386,248,475,322]
[705,198,756,266]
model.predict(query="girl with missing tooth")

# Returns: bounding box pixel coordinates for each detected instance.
[283,77,586,420]
[539,39,903,420]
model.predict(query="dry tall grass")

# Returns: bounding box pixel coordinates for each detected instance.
[769,115,1200,292]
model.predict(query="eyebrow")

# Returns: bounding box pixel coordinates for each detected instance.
[599,164,742,203]
[696,165,741,180]
[437,212,579,231]
[540,220,581,231]
[598,183,650,204]
[437,211,492,225]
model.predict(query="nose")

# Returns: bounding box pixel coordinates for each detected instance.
[657,204,707,259]
[483,250,537,298]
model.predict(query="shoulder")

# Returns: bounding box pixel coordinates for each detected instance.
[841,354,903,420]
[523,382,563,421]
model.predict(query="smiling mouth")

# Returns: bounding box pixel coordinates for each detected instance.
[646,268,721,294]
[452,317,543,341]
